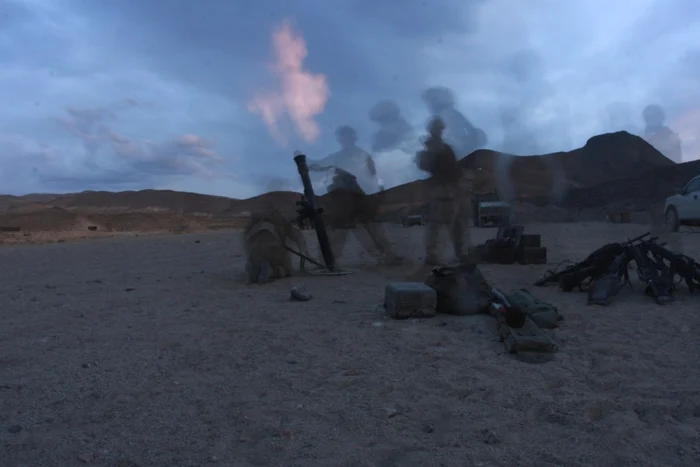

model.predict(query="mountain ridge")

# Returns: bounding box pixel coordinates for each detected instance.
[0,132,688,223]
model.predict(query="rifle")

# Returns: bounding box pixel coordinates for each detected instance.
[587,249,633,306]
[535,232,652,289]
[644,240,700,293]
[293,154,336,272]
[627,243,675,304]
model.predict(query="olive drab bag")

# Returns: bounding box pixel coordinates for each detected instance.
[424,264,492,315]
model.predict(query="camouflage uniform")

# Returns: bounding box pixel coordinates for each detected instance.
[325,169,400,263]
[418,118,473,265]
[244,220,291,283]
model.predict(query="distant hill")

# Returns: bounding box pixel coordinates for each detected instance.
[560,159,700,210]
[0,131,688,227]
[377,131,677,216]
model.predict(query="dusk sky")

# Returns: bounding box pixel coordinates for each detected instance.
[1,0,698,198]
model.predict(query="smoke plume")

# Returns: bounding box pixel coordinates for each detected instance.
[248,19,330,146]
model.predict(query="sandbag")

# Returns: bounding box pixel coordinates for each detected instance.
[424,264,492,315]
[506,289,562,329]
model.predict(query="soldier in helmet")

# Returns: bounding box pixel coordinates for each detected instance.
[417,116,473,266]
[421,86,488,157]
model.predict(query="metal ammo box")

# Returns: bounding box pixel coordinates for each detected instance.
[384,282,437,319]
[472,192,512,227]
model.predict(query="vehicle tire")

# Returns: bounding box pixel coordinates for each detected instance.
[666,206,680,232]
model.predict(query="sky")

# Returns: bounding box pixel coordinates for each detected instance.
[1,0,698,198]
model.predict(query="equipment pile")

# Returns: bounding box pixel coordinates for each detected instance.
[535,232,700,305]
[384,264,562,360]
[470,225,547,265]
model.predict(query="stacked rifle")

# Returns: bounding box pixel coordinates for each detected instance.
[534,232,700,305]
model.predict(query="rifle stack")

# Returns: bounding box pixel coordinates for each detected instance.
[534,232,700,306]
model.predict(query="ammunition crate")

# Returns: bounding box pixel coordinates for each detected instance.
[521,234,541,248]
[384,282,437,319]
[518,247,547,265]
[608,211,632,224]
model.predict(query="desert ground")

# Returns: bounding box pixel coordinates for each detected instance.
[1,222,699,467]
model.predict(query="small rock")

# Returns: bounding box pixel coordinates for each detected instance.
[77,452,94,463]
[8,425,22,434]
[124,288,136,292]
[290,285,312,301]
[372,321,383,328]
[422,424,435,433]
[373,407,399,418]
[81,363,90,369]
[279,429,295,439]
[194,240,201,244]
[480,429,500,444]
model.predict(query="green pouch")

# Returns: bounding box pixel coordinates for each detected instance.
[507,288,563,329]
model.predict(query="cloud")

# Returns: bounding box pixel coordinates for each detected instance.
[248,19,330,146]
[1,0,699,199]
[1,102,234,194]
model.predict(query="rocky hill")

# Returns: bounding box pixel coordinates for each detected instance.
[377,131,676,215]
[0,131,692,233]
[560,159,700,210]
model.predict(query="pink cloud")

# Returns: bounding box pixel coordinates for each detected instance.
[248,19,330,145]
[56,104,232,179]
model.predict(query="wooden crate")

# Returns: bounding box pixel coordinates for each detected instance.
[521,234,541,248]
[518,247,547,265]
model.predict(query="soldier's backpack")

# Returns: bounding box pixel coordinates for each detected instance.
[424,264,492,315]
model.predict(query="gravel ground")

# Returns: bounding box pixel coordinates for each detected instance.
[1,223,699,467]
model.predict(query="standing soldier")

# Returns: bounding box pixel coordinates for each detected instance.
[306,126,402,265]
[421,86,488,158]
[417,117,473,266]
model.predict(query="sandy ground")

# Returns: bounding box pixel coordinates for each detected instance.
[1,223,699,467]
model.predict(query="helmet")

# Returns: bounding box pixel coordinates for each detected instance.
[335,125,357,145]
[421,86,454,113]
[427,116,446,134]
[369,100,401,123]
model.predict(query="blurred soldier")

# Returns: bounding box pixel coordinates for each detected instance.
[368,99,416,154]
[421,86,488,158]
[417,116,473,266]
[308,126,383,194]
[642,104,682,163]
[307,126,402,265]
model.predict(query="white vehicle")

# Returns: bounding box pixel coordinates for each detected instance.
[665,175,700,232]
